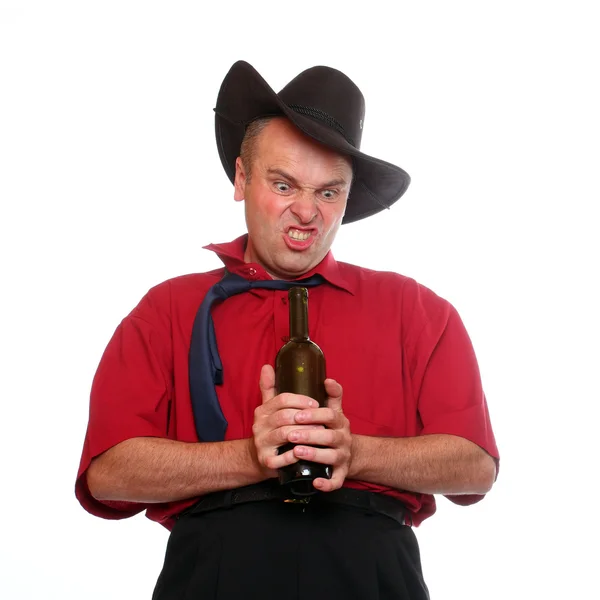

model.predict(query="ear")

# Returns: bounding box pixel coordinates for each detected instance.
[233,157,247,202]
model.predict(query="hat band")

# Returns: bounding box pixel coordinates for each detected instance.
[288,104,355,147]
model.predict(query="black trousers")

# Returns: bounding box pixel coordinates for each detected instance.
[152,500,430,600]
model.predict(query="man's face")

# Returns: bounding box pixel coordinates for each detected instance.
[234,118,352,279]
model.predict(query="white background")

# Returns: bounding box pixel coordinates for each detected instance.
[1,1,599,598]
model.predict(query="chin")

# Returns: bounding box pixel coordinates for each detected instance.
[273,259,314,279]
[270,245,326,278]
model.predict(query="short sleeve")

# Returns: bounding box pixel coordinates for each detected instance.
[75,289,173,520]
[407,284,499,506]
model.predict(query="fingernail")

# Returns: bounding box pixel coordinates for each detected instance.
[309,400,318,408]
[295,446,307,456]
[289,432,300,442]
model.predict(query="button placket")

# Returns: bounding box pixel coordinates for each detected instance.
[274,290,290,346]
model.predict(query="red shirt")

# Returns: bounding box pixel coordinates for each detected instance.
[76,235,499,530]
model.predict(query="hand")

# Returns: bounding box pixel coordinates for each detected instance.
[252,365,324,478]
[285,377,351,492]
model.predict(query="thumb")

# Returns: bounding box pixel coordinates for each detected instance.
[259,364,277,404]
[324,378,343,411]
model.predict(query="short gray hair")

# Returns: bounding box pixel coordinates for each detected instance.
[239,116,275,182]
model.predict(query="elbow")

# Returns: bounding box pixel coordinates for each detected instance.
[86,457,111,501]
[474,453,497,494]
[85,439,136,501]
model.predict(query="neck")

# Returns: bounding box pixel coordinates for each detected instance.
[288,287,310,340]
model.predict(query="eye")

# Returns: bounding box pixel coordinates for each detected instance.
[275,182,291,193]
[321,189,337,200]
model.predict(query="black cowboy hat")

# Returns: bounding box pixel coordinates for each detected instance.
[213,60,411,225]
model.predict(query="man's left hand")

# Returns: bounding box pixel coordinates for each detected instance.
[287,378,352,492]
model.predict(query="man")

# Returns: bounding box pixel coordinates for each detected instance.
[76,61,499,599]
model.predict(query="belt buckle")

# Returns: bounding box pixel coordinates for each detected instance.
[283,497,311,504]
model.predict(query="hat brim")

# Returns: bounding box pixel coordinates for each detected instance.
[214,61,410,225]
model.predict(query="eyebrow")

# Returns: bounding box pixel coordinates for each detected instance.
[266,167,349,189]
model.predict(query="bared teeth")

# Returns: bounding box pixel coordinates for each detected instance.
[288,229,310,241]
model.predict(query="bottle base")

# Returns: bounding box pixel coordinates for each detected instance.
[278,462,333,497]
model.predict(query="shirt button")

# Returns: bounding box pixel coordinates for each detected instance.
[248,267,257,276]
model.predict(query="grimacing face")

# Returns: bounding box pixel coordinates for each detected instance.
[233,118,353,280]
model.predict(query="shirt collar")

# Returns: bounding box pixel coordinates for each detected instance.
[203,234,355,295]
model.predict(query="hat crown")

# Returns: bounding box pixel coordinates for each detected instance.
[278,66,365,149]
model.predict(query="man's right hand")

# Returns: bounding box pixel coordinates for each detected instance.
[252,364,322,477]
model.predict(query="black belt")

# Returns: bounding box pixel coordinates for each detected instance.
[177,481,412,526]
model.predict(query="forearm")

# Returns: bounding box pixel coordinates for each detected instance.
[86,437,268,503]
[349,433,496,495]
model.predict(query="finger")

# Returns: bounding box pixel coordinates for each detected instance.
[326,394,343,413]
[312,470,346,492]
[287,427,337,446]
[268,408,324,431]
[262,447,299,471]
[325,378,344,406]
[261,393,319,417]
[292,445,339,465]
[294,407,337,426]
[259,364,276,404]
[267,424,324,446]
[270,408,305,429]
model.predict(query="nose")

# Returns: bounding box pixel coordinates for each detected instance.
[289,191,318,224]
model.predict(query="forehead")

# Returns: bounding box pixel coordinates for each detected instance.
[256,118,352,175]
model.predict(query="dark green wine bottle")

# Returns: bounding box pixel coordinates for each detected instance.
[275,287,332,496]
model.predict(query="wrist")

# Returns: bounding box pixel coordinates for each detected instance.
[245,437,274,480]
[348,434,387,481]
[348,434,364,479]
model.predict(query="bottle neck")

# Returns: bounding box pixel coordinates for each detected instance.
[288,287,309,341]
